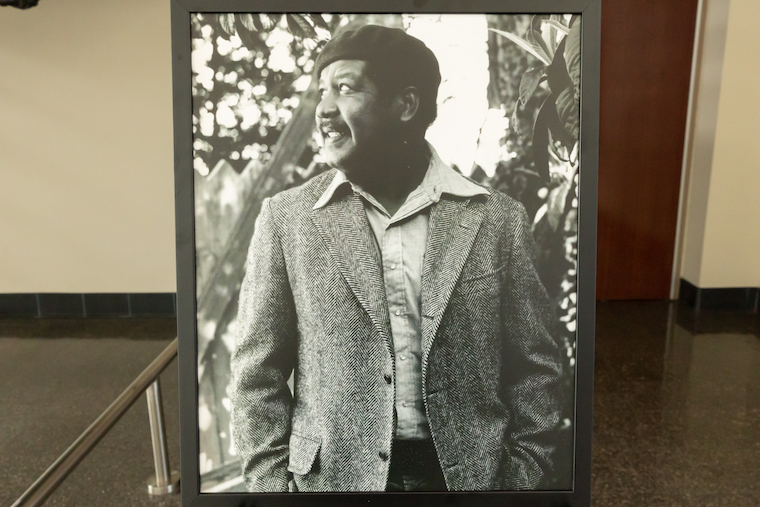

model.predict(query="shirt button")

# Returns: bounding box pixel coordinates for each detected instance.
[402,401,409,407]
[394,310,401,316]
[384,374,392,384]
[399,354,406,361]
[379,451,389,461]
[390,263,397,270]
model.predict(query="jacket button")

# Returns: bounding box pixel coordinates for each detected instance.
[378,451,389,461]
[384,374,392,384]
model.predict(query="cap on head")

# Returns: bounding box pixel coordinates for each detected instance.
[314,24,441,130]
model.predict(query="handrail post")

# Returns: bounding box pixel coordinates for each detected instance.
[145,379,180,496]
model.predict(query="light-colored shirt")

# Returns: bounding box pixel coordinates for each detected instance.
[313,146,489,440]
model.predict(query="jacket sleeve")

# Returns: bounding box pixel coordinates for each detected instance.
[230,198,297,492]
[500,201,564,490]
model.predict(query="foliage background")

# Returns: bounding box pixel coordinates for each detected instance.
[190,13,579,492]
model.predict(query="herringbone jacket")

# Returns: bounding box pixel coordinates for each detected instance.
[231,169,564,492]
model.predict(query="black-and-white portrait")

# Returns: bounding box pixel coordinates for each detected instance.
[190,13,580,494]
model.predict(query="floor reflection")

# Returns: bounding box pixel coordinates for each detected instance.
[593,301,760,506]
[1,302,758,505]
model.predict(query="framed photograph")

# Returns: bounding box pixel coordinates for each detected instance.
[172,1,599,506]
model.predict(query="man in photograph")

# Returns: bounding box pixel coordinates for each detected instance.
[231,24,564,492]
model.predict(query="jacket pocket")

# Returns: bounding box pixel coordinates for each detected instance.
[287,433,321,475]
[455,265,504,298]
[458,264,505,285]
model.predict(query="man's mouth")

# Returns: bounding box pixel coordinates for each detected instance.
[320,123,349,144]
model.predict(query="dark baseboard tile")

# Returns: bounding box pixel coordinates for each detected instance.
[679,279,760,313]
[39,293,85,318]
[678,279,698,308]
[0,293,176,318]
[0,294,39,318]
[129,293,176,316]
[84,293,130,317]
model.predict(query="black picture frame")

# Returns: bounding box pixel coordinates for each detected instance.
[172,1,599,505]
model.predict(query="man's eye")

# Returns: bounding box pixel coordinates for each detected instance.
[338,83,352,92]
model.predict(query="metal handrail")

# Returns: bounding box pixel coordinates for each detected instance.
[12,338,179,507]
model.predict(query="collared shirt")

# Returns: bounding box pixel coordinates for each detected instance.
[313,146,489,440]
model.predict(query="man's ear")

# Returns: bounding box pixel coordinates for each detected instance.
[394,86,420,124]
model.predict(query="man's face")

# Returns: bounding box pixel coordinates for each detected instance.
[316,59,395,173]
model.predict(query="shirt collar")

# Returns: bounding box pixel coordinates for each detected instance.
[313,144,488,210]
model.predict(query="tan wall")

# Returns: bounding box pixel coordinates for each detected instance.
[698,0,760,288]
[680,0,760,289]
[2,1,757,294]
[679,0,729,286]
[0,0,176,293]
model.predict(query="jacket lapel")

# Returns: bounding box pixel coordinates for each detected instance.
[310,192,391,344]
[421,197,485,363]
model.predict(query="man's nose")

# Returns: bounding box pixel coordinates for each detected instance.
[316,90,337,119]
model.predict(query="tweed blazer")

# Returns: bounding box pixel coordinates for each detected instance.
[231,168,563,492]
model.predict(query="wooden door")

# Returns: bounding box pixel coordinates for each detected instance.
[596,0,699,300]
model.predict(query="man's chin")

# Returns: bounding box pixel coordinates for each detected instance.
[323,148,353,170]
[323,146,377,178]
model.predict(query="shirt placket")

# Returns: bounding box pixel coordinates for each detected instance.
[383,224,414,436]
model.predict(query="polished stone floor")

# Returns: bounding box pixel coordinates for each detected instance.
[1,302,758,506]
[593,302,760,506]
[0,320,181,507]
